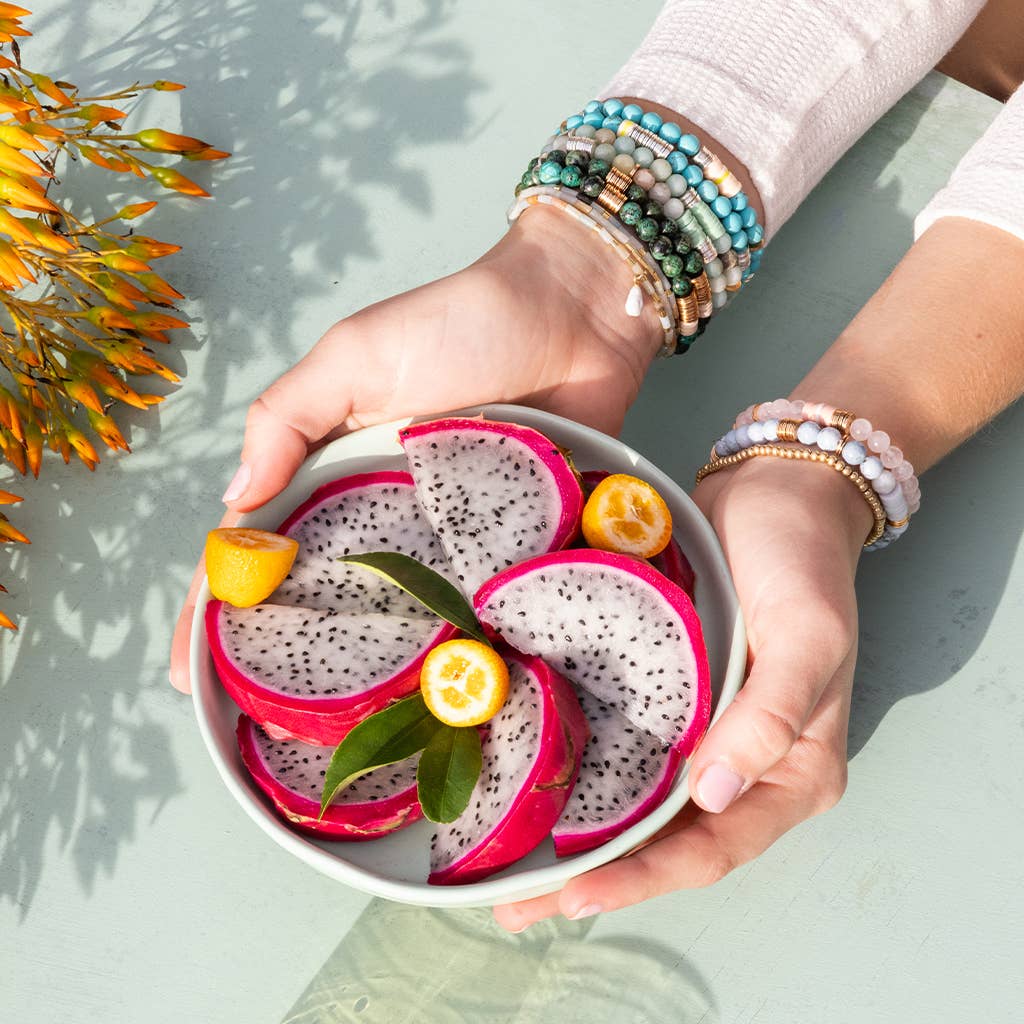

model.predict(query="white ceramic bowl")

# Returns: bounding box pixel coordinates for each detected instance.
[191,404,746,908]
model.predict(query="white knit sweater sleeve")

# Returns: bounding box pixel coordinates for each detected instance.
[601,0,984,239]
[914,84,1024,242]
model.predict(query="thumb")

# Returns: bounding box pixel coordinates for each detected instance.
[687,610,854,813]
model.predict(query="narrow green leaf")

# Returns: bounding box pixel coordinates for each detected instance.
[319,694,442,817]
[338,552,490,645]
[416,724,483,824]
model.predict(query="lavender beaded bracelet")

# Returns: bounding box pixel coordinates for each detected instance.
[712,399,921,550]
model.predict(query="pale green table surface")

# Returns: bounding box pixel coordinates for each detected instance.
[3,3,1023,1022]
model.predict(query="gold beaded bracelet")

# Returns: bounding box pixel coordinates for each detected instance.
[694,443,887,547]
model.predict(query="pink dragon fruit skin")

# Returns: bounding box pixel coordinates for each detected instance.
[236,716,422,840]
[399,417,584,599]
[581,469,696,600]
[428,652,589,886]
[206,601,457,746]
[552,690,684,857]
[473,548,711,757]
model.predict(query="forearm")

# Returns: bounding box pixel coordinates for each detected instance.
[794,218,1024,473]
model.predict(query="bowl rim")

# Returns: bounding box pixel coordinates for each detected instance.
[190,403,747,908]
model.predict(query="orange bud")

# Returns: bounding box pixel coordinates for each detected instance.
[0,173,59,212]
[0,239,35,286]
[0,139,47,177]
[0,124,47,151]
[65,378,105,415]
[0,94,34,114]
[128,311,189,332]
[151,80,186,91]
[20,219,73,253]
[0,489,22,504]
[139,394,164,406]
[23,419,41,477]
[184,147,231,162]
[0,15,30,36]
[97,378,147,410]
[30,73,73,107]
[64,425,99,468]
[21,121,63,140]
[0,4,32,18]
[93,271,147,309]
[15,346,41,368]
[76,104,127,125]
[117,201,157,220]
[149,165,208,197]
[0,610,16,631]
[100,251,151,274]
[125,236,181,259]
[0,54,17,70]
[87,408,130,452]
[0,518,30,542]
[85,305,135,331]
[135,128,210,154]
[136,271,184,301]
[0,430,26,474]
[0,207,37,244]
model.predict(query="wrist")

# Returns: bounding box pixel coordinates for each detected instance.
[497,201,664,373]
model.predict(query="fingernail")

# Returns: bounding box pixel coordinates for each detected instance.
[221,462,251,504]
[509,922,530,934]
[696,763,744,813]
[567,903,603,921]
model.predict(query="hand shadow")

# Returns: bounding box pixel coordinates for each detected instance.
[279,899,716,1024]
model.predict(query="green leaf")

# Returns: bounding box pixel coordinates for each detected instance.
[319,694,442,817]
[416,724,483,824]
[338,552,490,645]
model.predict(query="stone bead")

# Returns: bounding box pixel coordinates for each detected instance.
[584,100,602,114]
[626,183,646,201]
[735,424,752,447]
[612,152,636,173]
[881,445,903,469]
[574,124,597,138]
[649,182,671,205]
[542,149,566,166]
[732,191,748,211]
[709,274,726,294]
[762,419,780,441]
[796,420,821,445]
[816,426,843,452]
[747,422,766,444]
[849,418,872,441]
[613,136,636,154]
[894,461,914,481]
[636,218,660,241]
[874,470,898,495]
[672,276,693,297]
[697,180,719,202]
[661,253,684,277]
[841,440,866,465]
[520,171,533,188]
[663,197,685,221]
[725,266,742,287]
[683,250,704,276]
[581,174,605,197]
[537,160,563,185]
[565,114,584,131]
[619,201,643,226]
[594,128,616,145]
[723,212,742,233]
[651,158,672,182]
[667,173,688,197]
[594,142,617,163]
[633,167,656,191]
[565,150,589,167]
[714,233,733,254]
[583,111,604,127]
[682,165,703,187]
[640,110,662,132]
[712,195,733,218]
[741,207,757,228]
[588,158,610,177]
[559,165,583,188]
[679,133,700,156]
[602,117,623,132]
[634,146,655,168]
[659,121,682,144]
[674,235,692,255]
[659,218,680,237]
[867,430,890,453]
[602,98,624,118]
[730,230,749,249]
[551,135,569,151]
[622,103,643,121]
[649,235,674,260]
[860,456,883,480]
[668,151,688,173]
[705,257,724,278]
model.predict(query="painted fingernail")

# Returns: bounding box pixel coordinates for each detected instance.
[567,903,603,921]
[696,763,744,813]
[221,462,251,503]
[509,922,531,934]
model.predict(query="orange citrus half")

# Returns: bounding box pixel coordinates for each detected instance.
[420,639,510,727]
[581,473,673,558]
[205,527,299,607]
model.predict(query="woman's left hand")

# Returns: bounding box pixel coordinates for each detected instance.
[494,455,872,930]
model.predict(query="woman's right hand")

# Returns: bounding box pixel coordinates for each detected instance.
[169,204,662,692]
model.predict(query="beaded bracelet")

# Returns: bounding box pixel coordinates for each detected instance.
[700,400,920,550]
[508,185,679,355]
[695,443,888,546]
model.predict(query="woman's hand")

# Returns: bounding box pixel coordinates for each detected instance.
[494,456,872,930]
[169,205,661,692]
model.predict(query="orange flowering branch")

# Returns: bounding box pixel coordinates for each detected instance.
[0,4,229,628]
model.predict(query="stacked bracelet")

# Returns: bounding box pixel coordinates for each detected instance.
[697,400,920,550]
[512,98,766,356]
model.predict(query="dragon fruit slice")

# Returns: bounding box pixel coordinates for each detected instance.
[581,469,696,600]
[474,549,710,754]
[429,652,589,885]
[236,716,422,839]
[552,689,683,856]
[207,602,457,745]
[272,470,455,617]
[399,417,583,599]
